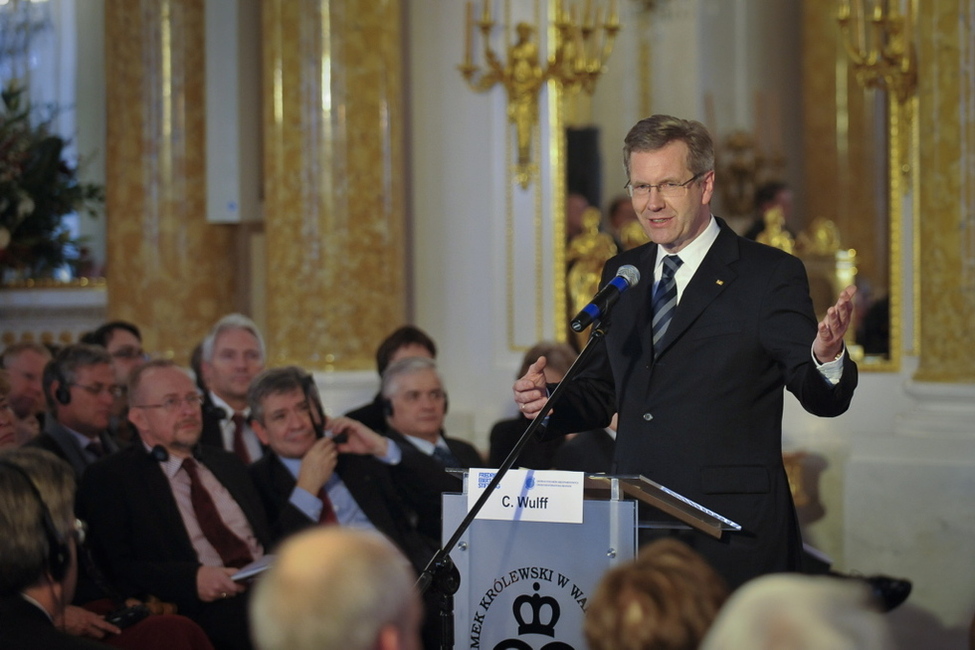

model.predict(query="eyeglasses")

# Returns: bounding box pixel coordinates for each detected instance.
[71,383,125,399]
[133,394,205,412]
[624,171,707,198]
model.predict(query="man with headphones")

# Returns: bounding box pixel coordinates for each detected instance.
[0,447,105,649]
[380,357,482,470]
[28,344,123,479]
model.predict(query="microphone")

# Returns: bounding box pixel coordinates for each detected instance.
[570,264,641,332]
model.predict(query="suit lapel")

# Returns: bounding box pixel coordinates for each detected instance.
[654,220,740,359]
[137,447,199,559]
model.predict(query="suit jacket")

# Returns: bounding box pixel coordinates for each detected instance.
[76,443,271,617]
[248,451,438,573]
[385,429,483,470]
[27,418,121,479]
[546,218,858,588]
[488,415,564,469]
[343,392,387,433]
[553,429,615,474]
[0,596,105,650]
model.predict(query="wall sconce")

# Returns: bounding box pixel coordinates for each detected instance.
[836,0,916,103]
[459,0,620,188]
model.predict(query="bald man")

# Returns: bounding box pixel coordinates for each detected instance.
[250,528,421,650]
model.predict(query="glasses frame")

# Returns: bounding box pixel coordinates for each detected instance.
[624,171,707,198]
[70,383,125,399]
[132,394,205,412]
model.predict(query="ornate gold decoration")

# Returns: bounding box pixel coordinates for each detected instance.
[459,0,620,188]
[714,131,786,219]
[756,207,796,255]
[566,206,618,348]
[837,0,917,103]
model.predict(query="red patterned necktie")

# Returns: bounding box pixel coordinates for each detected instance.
[318,487,339,524]
[182,458,253,569]
[231,413,251,464]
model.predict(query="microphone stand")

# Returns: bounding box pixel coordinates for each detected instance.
[416,323,609,650]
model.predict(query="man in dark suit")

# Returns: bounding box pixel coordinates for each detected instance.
[381,357,482,469]
[78,359,270,649]
[0,448,105,650]
[28,344,123,479]
[514,115,857,590]
[197,314,267,465]
[246,366,440,572]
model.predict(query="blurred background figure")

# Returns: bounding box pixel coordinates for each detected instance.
[0,341,52,445]
[0,370,17,449]
[250,527,422,650]
[744,180,794,242]
[552,412,616,475]
[585,538,729,650]
[700,573,894,650]
[488,341,577,469]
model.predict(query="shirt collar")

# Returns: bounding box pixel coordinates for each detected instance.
[208,391,250,420]
[654,215,720,275]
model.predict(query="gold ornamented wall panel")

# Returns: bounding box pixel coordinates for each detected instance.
[262,0,406,370]
[105,0,236,362]
[914,0,975,383]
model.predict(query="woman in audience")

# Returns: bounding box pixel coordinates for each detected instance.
[585,538,728,650]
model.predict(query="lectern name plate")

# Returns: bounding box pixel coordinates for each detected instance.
[467,468,585,523]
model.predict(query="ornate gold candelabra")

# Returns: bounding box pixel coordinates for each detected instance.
[459,0,620,188]
[837,0,916,103]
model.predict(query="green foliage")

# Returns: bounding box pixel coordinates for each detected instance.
[0,84,104,278]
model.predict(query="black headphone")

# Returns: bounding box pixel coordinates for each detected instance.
[382,392,449,418]
[0,460,71,582]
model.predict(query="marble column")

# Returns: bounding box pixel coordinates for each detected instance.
[262,0,406,371]
[105,0,236,361]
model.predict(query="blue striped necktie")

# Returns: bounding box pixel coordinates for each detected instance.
[651,255,683,355]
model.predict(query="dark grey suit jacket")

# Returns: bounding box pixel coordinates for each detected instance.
[27,418,120,479]
[545,218,858,588]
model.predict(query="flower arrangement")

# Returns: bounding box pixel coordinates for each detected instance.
[0,83,103,280]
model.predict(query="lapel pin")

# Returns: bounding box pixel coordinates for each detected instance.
[716,279,725,286]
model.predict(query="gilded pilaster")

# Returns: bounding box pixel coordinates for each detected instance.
[262,0,406,370]
[914,0,975,382]
[105,0,235,361]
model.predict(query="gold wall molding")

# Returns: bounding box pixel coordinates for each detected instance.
[262,0,406,370]
[105,0,235,362]
[913,0,975,383]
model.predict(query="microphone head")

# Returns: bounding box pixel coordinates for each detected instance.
[616,264,640,287]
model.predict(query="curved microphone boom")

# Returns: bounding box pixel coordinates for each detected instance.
[570,264,641,332]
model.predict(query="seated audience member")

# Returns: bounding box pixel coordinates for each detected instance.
[0,447,106,649]
[80,321,148,443]
[553,412,617,474]
[28,344,123,479]
[381,357,481,469]
[585,538,729,650]
[700,573,894,650]
[246,367,439,572]
[1,370,16,449]
[488,341,576,469]
[77,360,270,650]
[345,325,437,432]
[1,341,52,445]
[199,314,267,464]
[250,528,422,650]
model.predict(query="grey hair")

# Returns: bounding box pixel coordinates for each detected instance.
[380,356,440,400]
[200,313,266,363]
[42,344,113,411]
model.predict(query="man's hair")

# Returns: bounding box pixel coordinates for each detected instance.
[80,320,142,348]
[0,341,52,369]
[42,344,114,411]
[375,326,437,376]
[0,448,76,595]
[248,367,308,425]
[753,180,789,210]
[700,573,893,650]
[251,528,418,650]
[380,356,440,400]
[585,538,729,650]
[127,358,186,406]
[622,114,715,180]
[518,341,577,379]
[200,313,266,364]
[0,369,10,397]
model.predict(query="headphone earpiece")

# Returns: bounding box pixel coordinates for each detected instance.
[382,398,394,418]
[0,460,71,583]
[54,382,71,406]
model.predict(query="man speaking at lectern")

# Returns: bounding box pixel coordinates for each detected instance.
[514,115,858,589]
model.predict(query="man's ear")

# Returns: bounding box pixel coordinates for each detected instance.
[128,406,147,433]
[375,624,401,650]
[251,418,270,446]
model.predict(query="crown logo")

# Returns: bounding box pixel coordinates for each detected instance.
[512,582,560,637]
